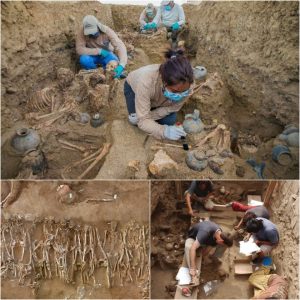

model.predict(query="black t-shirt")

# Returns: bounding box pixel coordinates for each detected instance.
[188,181,213,198]
[246,206,270,219]
[188,221,220,246]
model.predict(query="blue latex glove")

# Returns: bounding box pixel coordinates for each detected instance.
[164,125,186,140]
[143,23,151,30]
[114,65,124,78]
[172,22,180,31]
[150,22,157,29]
[99,49,110,57]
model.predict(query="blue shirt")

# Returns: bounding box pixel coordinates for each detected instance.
[188,221,221,246]
[254,217,279,244]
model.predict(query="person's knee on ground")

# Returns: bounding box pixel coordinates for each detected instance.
[79,55,97,70]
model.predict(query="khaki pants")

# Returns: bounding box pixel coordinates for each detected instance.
[184,238,227,268]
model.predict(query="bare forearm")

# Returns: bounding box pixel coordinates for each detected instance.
[186,194,193,212]
[189,247,197,269]
[235,218,243,229]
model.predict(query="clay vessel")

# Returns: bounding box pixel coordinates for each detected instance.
[186,150,208,171]
[193,66,207,80]
[183,109,204,134]
[278,132,299,148]
[90,113,105,128]
[11,128,40,154]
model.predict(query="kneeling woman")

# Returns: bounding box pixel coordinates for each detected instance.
[124,49,194,140]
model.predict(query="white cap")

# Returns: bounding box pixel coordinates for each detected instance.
[82,15,99,35]
[161,0,171,5]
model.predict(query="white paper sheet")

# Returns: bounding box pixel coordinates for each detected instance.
[176,267,191,285]
[248,200,264,206]
[239,240,261,256]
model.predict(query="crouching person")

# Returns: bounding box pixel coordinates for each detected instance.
[183,220,233,296]
[124,49,194,140]
[245,218,279,262]
[76,15,127,78]
[140,3,157,33]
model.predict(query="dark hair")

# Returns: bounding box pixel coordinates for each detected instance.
[159,49,194,86]
[243,212,256,224]
[220,232,233,247]
[246,218,263,233]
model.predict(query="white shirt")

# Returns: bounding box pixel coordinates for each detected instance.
[153,3,185,28]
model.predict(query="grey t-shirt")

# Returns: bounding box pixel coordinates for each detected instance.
[188,221,220,246]
[254,217,279,244]
[187,181,213,198]
[246,206,270,219]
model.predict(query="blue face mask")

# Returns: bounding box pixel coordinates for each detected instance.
[163,87,191,102]
[165,5,172,11]
[146,12,154,17]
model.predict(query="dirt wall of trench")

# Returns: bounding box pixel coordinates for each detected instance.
[269,180,299,299]
[184,1,299,136]
[1,1,113,131]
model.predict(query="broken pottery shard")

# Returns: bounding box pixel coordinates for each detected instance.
[149,150,178,175]
[186,150,208,172]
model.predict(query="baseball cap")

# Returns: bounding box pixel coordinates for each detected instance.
[83,15,99,35]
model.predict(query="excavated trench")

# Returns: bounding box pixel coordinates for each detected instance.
[1,180,150,299]
[1,1,299,179]
[151,180,299,299]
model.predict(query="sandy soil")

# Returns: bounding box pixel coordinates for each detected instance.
[1,2,299,179]
[1,180,150,299]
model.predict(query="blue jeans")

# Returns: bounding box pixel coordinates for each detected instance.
[124,81,177,125]
[79,52,119,70]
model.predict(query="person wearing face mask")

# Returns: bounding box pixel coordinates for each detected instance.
[124,49,194,140]
[140,3,157,33]
[76,15,127,78]
[150,1,185,41]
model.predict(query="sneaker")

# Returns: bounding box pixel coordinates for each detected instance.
[128,113,138,126]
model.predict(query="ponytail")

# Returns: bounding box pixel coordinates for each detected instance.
[159,49,194,86]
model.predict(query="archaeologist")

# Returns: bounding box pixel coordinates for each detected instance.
[185,181,214,216]
[245,218,279,262]
[183,220,233,296]
[140,3,157,33]
[124,49,194,140]
[76,15,127,78]
[234,205,270,231]
[151,1,185,45]
[248,258,288,299]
